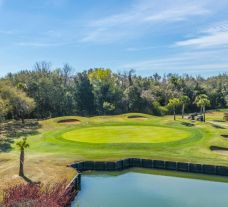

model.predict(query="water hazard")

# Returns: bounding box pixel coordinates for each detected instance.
[72,168,228,207]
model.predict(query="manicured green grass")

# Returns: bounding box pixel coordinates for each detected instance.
[63,125,191,143]
[0,111,228,193]
[23,112,227,165]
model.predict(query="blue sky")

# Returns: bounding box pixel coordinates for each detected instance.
[0,0,228,77]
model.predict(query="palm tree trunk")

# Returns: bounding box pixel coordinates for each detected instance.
[19,148,24,176]
[203,106,206,122]
[182,104,185,119]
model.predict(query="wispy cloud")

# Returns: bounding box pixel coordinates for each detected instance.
[81,1,209,43]
[16,42,57,48]
[176,22,228,48]
[16,40,78,48]
[89,2,208,27]
[126,46,159,52]
[120,49,228,74]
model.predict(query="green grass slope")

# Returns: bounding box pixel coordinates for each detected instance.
[0,111,227,193]
[24,112,228,164]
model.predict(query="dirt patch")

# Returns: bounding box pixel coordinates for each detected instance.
[128,115,147,120]
[57,119,81,124]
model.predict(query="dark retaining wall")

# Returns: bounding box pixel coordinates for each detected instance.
[65,174,81,206]
[70,158,228,176]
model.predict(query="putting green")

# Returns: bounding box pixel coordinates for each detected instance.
[62,125,191,143]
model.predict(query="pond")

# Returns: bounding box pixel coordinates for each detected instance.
[72,168,228,207]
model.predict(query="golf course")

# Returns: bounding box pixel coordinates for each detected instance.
[1,1,228,205]
[1,110,228,194]
[29,110,228,161]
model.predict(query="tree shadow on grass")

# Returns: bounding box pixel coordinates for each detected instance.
[212,120,225,123]
[21,175,41,185]
[0,119,41,152]
[21,175,34,184]
[181,122,194,127]
[0,139,14,152]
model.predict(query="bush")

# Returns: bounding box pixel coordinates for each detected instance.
[103,102,115,114]
[151,101,168,116]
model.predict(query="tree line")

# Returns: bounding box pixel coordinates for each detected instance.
[0,62,227,121]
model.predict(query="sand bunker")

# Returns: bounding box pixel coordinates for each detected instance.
[210,146,228,151]
[211,124,226,129]
[57,119,81,124]
[128,115,147,120]
[210,146,228,155]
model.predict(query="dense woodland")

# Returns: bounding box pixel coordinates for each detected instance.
[0,62,227,121]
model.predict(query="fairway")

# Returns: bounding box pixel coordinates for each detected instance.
[63,125,190,143]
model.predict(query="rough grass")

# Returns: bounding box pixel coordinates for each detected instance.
[0,111,228,195]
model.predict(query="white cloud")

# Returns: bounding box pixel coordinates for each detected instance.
[176,22,228,48]
[16,40,78,48]
[17,42,55,47]
[126,46,160,52]
[89,1,208,27]
[81,1,209,43]
[143,5,209,22]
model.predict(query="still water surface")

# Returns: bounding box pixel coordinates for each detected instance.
[72,169,228,207]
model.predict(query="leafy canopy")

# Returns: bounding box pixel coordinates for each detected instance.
[168,98,181,108]
[195,94,210,108]
[16,137,29,150]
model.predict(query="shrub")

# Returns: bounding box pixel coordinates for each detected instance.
[103,101,115,114]
[1,180,73,207]
[151,101,168,116]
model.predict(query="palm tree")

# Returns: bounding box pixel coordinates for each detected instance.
[194,94,210,122]
[180,96,190,119]
[16,137,29,177]
[168,98,180,120]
